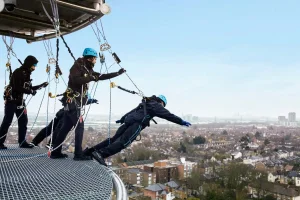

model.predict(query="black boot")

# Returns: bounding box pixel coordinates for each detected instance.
[19,142,34,148]
[83,147,96,156]
[0,144,7,150]
[73,154,93,161]
[50,152,68,159]
[91,151,107,166]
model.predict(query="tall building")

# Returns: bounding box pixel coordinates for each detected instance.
[288,112,296,122]
[278,116,286,122]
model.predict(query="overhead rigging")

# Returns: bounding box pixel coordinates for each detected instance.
[0,0,111,42]
[0,0,147,164]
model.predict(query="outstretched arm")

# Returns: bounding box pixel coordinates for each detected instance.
[31,82,48,90]
[152,103,184,125]
[96,68,126,81]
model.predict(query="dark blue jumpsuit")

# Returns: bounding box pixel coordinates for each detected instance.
[93,100,184,158]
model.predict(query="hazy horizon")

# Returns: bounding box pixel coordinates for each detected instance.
[1,1,300,118]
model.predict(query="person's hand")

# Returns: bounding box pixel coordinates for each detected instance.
[41,82,49,88]
[116,119,124,124]
[117,68,126,75]
[181,120,191,127]
[31,90,37,96]
[91,99,98,104]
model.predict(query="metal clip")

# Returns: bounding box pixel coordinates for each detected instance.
[110,82,117,88]
[46,65,51,73]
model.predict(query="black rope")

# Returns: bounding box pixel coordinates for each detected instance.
[117,86,137,94]
[7,64,13,79]
[60,35,76,62]
[17,59,23,65]
[55,38,62,77]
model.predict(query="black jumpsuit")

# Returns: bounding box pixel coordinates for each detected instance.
[91,98,184,159]
[0,56,43,148]
[51,58,122,159]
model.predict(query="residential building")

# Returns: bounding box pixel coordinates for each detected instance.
[144,160,183,183]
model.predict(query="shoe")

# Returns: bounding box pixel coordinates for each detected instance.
[0,144,7,150]
[19,142,34,148]
[73,154,93,161]
[83,147,95,156]
[45,144,53,149]
[91,151,107,166]
[50,153,68,159]
[30,142,38,147]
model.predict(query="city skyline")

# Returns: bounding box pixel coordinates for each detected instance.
[2,1,300,117]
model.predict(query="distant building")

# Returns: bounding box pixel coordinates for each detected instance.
[278,116,287,126]
[144,160,183,183]
[126,168,156,187]
[231,152,242,160]
[278,114,297,127]
[288,112,296,122]
[278,116,286,122]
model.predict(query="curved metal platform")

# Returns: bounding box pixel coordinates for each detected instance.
[0,145,113,200]
[0,0,108,42]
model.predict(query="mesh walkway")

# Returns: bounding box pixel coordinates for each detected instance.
[0,145,113,200]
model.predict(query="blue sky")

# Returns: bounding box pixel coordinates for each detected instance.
[1,0,300,119]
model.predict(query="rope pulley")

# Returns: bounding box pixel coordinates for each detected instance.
[48,58,56,64]
[100,43,111,51]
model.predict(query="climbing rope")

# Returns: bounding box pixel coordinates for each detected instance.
[93,19,144,97]
[0,95,33,141]
[60,35,76,62]
[2,36,22,65]
[42,40,56,64]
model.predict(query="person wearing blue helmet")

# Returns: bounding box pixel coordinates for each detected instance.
[50,48,126,160]
[83,95,191,166]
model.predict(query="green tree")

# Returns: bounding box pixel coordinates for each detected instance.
[221,130,228,135]
[262,195,276,200]
[255,131,262,139]
[179,142,187,153]
[187,198,201,200]
[264,139,270,145]
[88,126,94,132]
[193,136,206,144]
[186,169,202,191]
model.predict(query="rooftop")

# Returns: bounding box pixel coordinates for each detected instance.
[0,145,114,200]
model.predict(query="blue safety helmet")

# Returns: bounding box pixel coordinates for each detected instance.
[82,48,98,57]
[158,95,167,106]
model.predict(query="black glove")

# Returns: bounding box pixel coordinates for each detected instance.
[31,90,37,96]
[181,120,192,127]
[90,72,100,82]
[116,119,124,124]
[41,82,49,88]
[117,68,126,75]
[87,99,98,105]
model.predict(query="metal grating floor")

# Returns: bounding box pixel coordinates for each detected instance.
[0,145,113,200]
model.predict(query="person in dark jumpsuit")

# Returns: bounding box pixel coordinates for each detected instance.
[30,98,98,148]
[50,48,126,160]
[0,55,48,149]
[83,95,192,166]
